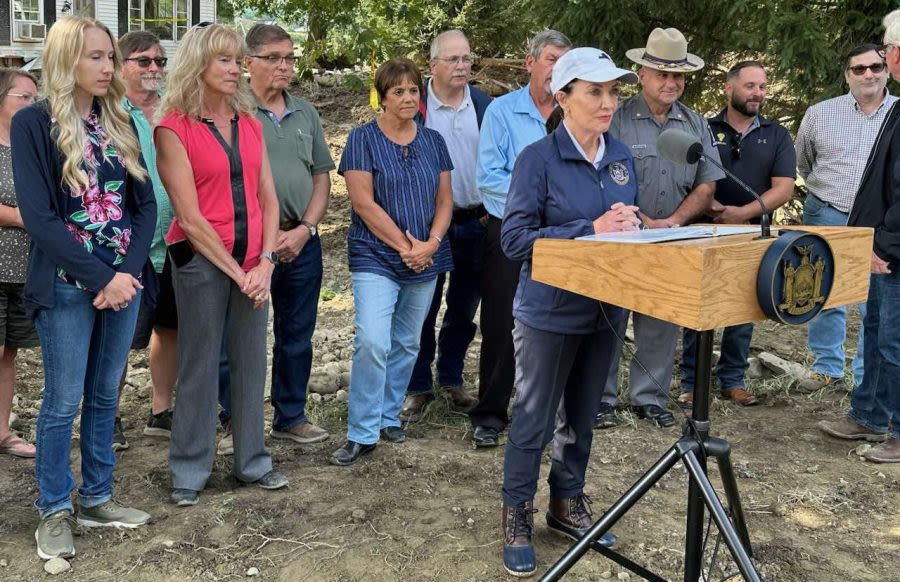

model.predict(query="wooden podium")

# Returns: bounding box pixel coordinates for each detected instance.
[533,226,873,582]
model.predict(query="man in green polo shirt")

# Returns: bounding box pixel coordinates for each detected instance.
[217,23,335,446]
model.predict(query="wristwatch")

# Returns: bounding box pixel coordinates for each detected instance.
[301,220,318,236]
[261,250,278,265]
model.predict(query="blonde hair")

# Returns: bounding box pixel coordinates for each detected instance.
[159,23,254,120]
[43,16,145,193]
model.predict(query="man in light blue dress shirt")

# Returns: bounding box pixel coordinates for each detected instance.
[468,30,571,447]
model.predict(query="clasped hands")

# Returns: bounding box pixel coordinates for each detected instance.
[593,202,643,233]
[94,272,142,311]
[241,262,274,309]
[401,230,437,273]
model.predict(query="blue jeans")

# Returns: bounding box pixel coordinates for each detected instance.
[408,217,483,393]
[347,272,436,445]
[848,271,900,439]
[218,236,322,430]
[34,281,140,517]
[681,324,754,392]
[803,195,865,384]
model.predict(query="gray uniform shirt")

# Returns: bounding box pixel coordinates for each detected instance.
[609,93,724,219]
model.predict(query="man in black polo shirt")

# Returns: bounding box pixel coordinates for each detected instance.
[679,60,796,409]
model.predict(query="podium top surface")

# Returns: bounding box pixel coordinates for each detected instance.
[531,226,873,331]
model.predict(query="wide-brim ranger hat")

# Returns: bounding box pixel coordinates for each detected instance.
[550,47,639,94]
[625,28,704,73]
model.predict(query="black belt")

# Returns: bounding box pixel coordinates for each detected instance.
[453,204,486,223]
[280,219,301,231]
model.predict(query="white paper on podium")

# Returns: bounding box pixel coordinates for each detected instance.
[576,225,761,244]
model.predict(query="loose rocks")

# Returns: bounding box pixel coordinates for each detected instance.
[44,558,71,575]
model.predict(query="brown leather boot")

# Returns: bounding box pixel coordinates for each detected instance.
[547,495,617,548]
[501,501,536,577]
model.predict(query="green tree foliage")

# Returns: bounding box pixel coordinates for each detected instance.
[226,0,537,69]
[523,0,897,128]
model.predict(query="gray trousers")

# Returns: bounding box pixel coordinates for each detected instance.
[502,318,620,506]
[169,253,273,490]
[602,310,678,408]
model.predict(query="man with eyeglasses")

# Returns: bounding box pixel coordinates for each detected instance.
[819,10,900,463]
[219,23,334,447]
[470,29,572,448]
[113,30,177,450]
[677,61,796,410]
[795,43,897,393]
[399,29,490,423]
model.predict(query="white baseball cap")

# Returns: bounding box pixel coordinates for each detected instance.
[550,47,638,94]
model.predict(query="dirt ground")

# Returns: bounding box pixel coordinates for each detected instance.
[1,86,898,582]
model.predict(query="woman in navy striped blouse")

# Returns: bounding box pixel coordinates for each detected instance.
[333,58,453,465]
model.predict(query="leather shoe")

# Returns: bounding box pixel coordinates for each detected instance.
[864,438,900,463]
[633,404,675,428]
[399,393,431,423]
[721,387,759,406]
[593,402,619,430]
[329,441,376,466]
[502,501,537,577]
[677,392,693,410]
[473,425,500,448]
[546,495,617,548]
[445,386,478,411]
[380,426,407,443]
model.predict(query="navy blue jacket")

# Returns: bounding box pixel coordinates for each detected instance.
[850,101,900,265]
[501,124,638,334]
[10,101,157,315]
[415,83,492,128]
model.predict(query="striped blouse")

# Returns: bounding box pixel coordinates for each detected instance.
[339,120,453,282]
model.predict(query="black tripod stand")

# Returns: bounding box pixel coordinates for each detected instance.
[540,330,762,582]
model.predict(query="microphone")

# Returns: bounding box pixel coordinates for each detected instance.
[656,128,772,239]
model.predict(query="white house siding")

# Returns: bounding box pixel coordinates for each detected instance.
[199,1,214,24]
[1,0,215,67]
[94,0,120,36]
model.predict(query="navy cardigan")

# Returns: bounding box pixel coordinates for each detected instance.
[10,101,158,315]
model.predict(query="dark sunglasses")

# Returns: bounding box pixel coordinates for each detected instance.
[847,62,886,75]
[124,56,168,68]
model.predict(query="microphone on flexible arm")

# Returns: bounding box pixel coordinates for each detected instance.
[656,128,773,239]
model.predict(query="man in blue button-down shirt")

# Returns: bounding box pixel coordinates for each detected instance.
[469,30,571,447]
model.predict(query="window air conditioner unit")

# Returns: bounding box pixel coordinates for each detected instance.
[14,22,47,41]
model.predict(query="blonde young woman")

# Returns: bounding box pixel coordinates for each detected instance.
[10,16,157,560]
[155,23,286,507]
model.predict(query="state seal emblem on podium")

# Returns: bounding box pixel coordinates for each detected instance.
[757,230,836,325]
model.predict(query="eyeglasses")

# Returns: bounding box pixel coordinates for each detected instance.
[248,54,297,66]
[124,56,168,68]
[847,62,886,76]
[433,55,475,66]
[6,92,38,103]
[878,44,897,58]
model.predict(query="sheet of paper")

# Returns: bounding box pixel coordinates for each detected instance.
[576,225,761,244]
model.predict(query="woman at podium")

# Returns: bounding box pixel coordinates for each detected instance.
[497,47,642,577]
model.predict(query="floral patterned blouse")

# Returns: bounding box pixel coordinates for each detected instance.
[59,111,133,288]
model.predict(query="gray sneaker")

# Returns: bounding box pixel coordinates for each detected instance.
[255,470,289,490]
[76,500,150,529]
[35,510,75,560]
